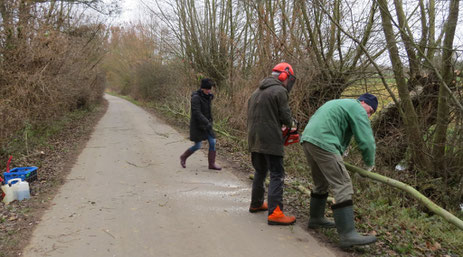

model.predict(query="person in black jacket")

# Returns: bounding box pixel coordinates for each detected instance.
[180,78,221,170]
[247,62,297,225]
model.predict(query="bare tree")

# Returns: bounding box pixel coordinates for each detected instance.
[0,0,110,152]
[374,0,462,206]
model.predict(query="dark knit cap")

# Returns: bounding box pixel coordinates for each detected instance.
[201,78,215,89]
[358,93,378,112]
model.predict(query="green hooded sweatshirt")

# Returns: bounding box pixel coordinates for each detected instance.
[247,77,292,156]
[301,99,375,166]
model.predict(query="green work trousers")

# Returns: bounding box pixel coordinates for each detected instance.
[302,142,354,203]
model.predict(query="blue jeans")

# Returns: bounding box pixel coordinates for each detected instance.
[189,134,216,152]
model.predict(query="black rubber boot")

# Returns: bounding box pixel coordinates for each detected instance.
[308,192,335,229]
[208,150,222,170]
[332,200,377,249]
[180,149,194,168]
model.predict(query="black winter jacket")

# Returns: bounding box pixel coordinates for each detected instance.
[247,77,292,156]
[190,89,216,142]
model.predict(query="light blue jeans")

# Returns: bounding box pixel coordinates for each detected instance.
[189,134,216,152]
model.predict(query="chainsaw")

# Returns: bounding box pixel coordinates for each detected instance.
[282,120,300,146]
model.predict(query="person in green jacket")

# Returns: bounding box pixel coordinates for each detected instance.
[247,62,297,225]
[301,93,378,248]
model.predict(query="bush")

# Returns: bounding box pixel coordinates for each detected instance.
[0,13,106,153]
[134,61,175,101]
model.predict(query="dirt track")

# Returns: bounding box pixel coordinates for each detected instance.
[22,94,338,257]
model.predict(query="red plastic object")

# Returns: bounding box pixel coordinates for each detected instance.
[282,126,300,146]
[6,155,12,173]
[0,156,11,183]
[0,156,10,199]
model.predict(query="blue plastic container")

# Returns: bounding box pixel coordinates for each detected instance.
[4,167,38,184]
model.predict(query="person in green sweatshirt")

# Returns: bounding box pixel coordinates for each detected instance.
[301,93,378,248]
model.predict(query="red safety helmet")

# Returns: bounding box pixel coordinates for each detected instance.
[272,62,295,82]
[272,62,296,92]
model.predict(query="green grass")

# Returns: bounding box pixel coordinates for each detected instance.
[2,104,99,159]
[20,208,31,214]
[351,184,463,256]
[342,77,398,114]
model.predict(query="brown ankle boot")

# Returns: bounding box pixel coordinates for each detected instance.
[180,149,194,168]
[268,205,296,225]
[208,150,222,170]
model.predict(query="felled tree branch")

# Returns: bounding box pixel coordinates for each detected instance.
[345,162,463,230]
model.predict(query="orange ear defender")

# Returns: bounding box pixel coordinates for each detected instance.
[278,69,289,81]
[272,62,294,82]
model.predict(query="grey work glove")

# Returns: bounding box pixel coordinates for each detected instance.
[366,166,375,172]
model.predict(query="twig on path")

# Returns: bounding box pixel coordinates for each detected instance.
[180,187,199,193]
[126,161,155,168]
[102,229,116,239]
[181,181,215,185]
[165,139,185,145]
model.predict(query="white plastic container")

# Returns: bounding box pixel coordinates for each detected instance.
[2,183,15,204]
[1,178,21,204]
[14,179,30,201]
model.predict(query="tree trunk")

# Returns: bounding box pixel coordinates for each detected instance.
[377,0,433,173]
[432,0,460,175]
[372,74,440,166]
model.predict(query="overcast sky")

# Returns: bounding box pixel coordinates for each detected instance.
[119,0,141,23]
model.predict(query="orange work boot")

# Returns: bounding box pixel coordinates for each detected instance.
[249,202,268,213]
[268,205,296,225]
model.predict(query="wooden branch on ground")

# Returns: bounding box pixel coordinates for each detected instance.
[345,162,463,231]
[296,185,335,204]
[249,174,335,204]
[159,104,189,120]
[16,151,45,161]
[214,128,240,141]
[159,104,239,141]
